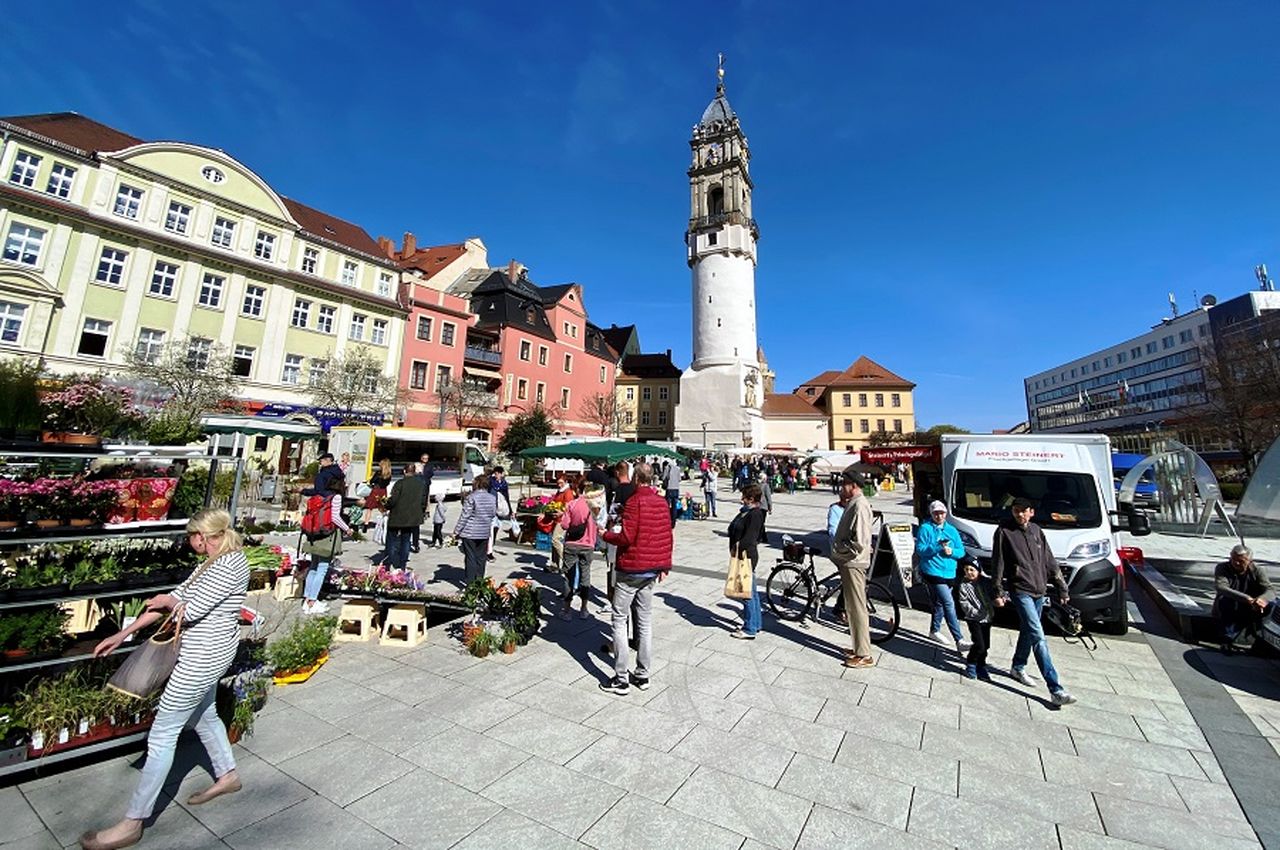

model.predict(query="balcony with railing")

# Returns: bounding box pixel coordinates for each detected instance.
[688,210,758,238]
[464,343,502,366]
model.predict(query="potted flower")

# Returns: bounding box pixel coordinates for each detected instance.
[499,624,519,655]
[40,375,142,444]
[466,628,495,658]
[0,606,71,663]
[267,616,336,684]
[0,478,24,529]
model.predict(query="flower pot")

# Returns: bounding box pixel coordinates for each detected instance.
[131,477,178,521]
[0,520,18,531]
[471,644,491,658]
[1,648,31,663]
[273,652,329,685]
[62,433,101,446]
[105,480,136,524]
[227,725,244,745]
[40,431,65,444]
[68,518,94,527]
[34,519,61,529]
[501,641,517,655]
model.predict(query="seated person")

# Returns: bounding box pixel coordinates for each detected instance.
[1214,544,1274,651]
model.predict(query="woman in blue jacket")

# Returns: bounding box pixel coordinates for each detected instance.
[916,500,971,653]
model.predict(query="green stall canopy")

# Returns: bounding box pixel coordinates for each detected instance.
[519,440,684,465]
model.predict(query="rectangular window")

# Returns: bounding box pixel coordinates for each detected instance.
[1146,342,1157,354]
[416,316,433,340]
[282,354,303,385]
[232,345,255,378]
[377,272,393,297]
[1161,335,1174,349]
[1179,329,1193,343]
[46,163,75,198]
[535,382,545,404]
[308,359,327,385]
[894,419,903,433]
[242,284,265,317]
[842,393,852,407]
[410,361,429,390]
[560,388,570,408]
[0,301,27,344]
[1103,356,1113,367]
[291,298,310,328]
[317,305,335,334]
[341,260,357,286]
[1199,324,1209,338]
[435,365,452,390]
[858,393,867,407]
[371,319,387,345]
[301,247,319,274]
[77,318,111,357]
[95,247,128,286]
[165,201,191,234]
[874,393,884,407]
[642,386,652,401]
[198,273,224,308]
[113,184,143,219]
[843,418,853,433]
[538,345,548,366]
[600,365,606,383]
[134,328,164,363]
[349,313,366,340]
[253,230,276,261]
[2,223,46,266]
[625,387,634,401]
[441,322,456,346]
[657,410,667,426]
[1117,351,1127,364]
[891,393,901,408]
[8,151,40,187]
[641,410,650,426]
[187,337,211,370]
[659,386,669,401]
[564,353,573,372]
[517,379,528,400]
[211,216,236,248]
[1132,346,1142,359]
[519,340,531,361]
[877,418,886,432]
[860,419,870,434]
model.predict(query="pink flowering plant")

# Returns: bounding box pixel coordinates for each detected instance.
[40,375,144,437]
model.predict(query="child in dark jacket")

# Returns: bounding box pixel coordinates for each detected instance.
[430,495,446,548]
[956,560,996,680]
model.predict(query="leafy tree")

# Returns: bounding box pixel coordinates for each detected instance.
[497,405,556,457]
[438,379,499,431]
[307,346,407,422]
[1186,336,1280,474]
[865,423,971,448]
[124,335,237,444]
[578,391,620,436]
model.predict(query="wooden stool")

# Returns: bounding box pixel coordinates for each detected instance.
[335,599,379,642]
[272,575,300,601]
[380,604,426,648]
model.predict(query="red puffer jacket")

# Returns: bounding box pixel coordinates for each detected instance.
[603,486,673,574]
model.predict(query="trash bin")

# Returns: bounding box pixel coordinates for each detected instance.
[261,476,278,501]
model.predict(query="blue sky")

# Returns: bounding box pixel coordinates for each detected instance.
[5,1,1280,431]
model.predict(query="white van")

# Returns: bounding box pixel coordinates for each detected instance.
[328,426,488,498]
[940,434,1149,634]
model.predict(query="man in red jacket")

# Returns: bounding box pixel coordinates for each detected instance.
[600,462,672,694]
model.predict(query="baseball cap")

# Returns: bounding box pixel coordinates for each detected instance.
[841,471,869,489]
[928,500,947,514]
[318,452,335,462]
[1011,496,1036,510]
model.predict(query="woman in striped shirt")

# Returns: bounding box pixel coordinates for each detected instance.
[80,509,249,850]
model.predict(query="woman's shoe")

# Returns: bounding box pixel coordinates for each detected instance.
[79,820,142,850]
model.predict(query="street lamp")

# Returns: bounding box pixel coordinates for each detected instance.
[701,421,710,449]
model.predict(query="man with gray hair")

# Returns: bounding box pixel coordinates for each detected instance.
[1214,544,1274,653]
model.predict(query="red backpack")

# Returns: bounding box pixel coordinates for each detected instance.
[301,495,336,540]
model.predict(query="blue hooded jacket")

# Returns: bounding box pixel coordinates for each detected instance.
[915,520,966,580]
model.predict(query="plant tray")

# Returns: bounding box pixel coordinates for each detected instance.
[28,720,151,758]
[273,652,329,685]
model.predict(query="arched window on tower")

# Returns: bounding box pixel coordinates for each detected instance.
[708,186,724,217]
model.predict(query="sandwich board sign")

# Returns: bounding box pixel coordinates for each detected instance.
[871,522,915,601]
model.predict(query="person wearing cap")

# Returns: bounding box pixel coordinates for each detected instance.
[1213,544,1274,653]
[992,497,1077,706]
[829,471,876,668]
[915,500,971,653]
[301,452,341,497]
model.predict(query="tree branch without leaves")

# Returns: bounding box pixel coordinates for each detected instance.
[577,391,620,436]
[307,346,408,421]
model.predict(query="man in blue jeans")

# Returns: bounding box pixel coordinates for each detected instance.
[992,497,1077,706]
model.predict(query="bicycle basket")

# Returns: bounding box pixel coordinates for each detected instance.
[783,541,806,562]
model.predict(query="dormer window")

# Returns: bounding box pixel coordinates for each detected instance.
[525,308,535,323]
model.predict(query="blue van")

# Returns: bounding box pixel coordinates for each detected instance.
[1111,453,1159,508]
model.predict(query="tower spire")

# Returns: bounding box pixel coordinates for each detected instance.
[716,52,725,92]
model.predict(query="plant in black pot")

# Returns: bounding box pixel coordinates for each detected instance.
[0,606,72,664]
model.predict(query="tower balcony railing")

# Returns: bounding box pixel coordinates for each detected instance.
[688,211,759,238]
[464,344,502,366]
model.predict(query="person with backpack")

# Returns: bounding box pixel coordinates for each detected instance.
[301,452,341,497]
[299,472,351,615]
[384,463,426,570]
[559,474,599,620]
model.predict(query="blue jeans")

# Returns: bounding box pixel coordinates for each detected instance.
[926,578,964,641]
[704,490,717,517]
[304,561,330,602]
[126,685,234,819]
[387,527,414,570]
[1011,592,1063,694]
[741,557,761,635]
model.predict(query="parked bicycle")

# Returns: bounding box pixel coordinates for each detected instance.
[765,536,899,644]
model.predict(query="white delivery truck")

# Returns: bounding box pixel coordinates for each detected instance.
[940,434,1149,634]
[328,426,488,498]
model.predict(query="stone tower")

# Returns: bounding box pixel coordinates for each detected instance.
[674,59,764,449]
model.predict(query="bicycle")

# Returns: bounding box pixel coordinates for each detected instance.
[765,537,899,644]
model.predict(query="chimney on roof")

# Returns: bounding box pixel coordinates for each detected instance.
[507,260,518,283]
[403,232,417,257]
[666,349,671,359]
[376,236,394,258]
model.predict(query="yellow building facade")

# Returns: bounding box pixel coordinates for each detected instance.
[795,356,916,451]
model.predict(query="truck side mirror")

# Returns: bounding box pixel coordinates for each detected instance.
[1127,509,1152,537]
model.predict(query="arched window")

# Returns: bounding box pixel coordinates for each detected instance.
[708,186,724,216]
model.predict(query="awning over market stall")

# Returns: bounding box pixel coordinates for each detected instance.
[520,440,684,465]
[199,414,322,438]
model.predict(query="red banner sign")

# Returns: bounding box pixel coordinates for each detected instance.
[860,445,941,465]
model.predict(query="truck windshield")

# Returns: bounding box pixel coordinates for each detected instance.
[953,470,1103,530]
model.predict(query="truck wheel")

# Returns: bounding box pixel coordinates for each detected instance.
[1100,616,1128,636]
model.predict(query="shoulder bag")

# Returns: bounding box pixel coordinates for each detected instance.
[724,548,754,600]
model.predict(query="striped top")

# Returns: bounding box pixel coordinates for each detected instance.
[160,549,249,712]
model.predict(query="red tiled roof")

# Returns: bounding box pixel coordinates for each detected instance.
[400,243,468,278]
[799,369,843,387]
[833,356,915,388]
[762,393,827,418]
[2,112,388,262]
[1,112,143,154]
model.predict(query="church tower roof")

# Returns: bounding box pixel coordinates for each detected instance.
[700,83,736,128]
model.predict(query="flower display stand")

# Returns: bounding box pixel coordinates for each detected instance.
[380,604,426,648]
[273,652,328,685]
[335,600,379,643]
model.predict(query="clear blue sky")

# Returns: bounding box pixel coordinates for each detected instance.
[5,1,1280,431]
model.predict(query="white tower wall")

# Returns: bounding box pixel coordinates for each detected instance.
[691,249,757,367]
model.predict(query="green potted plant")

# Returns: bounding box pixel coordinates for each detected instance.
[467,628,495,658]
[0,705,27,768]
[267,616,336,684]
[0,606,71,662]
[499,624,519,655]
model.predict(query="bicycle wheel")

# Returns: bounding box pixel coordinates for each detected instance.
[866,580,900,644]
[766,563,815,622]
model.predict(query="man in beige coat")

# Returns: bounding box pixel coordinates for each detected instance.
[830,471,875,667]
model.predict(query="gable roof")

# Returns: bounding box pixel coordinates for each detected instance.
[1,112,389,263]
[762,393,827,418]
[601,324,639,359]
[832,356,915,389]
[399,243,468,279]
[457,270,556,341]
[620,352,682,379]
[538,283,576,306]
[798,369,844,388]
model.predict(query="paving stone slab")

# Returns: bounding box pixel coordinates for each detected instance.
[796,803,953,850]
[666,767,812,850]
[171,752,316,838]
[775,752,913,830]
[1191,748,1228,783]
[920,721,1043,778]
[398,726,531,792]
[395,644,482,676]
[414,684,525,732]
[346,767,501,850]
[1056,686,1169,721]
[0,831,63,849]
[640,687,751,732]
[926,677,1034,717]
[659,661,745,699]
[839,663,934,697]
[814,698,925,750]
[771,666,868,706]
[451,808,587,850]
[1069,728,1207,779]
[696,647,785,684]
[960,762,1103,831]
[239,706,347,764]
[959,705,1077,755]
[833,732,959,795]
[224,795,393,850]
[276,735,414,806]
[765,645,853,676]
[1095,794,1261,849]
[725,677,827,722]
[0,786,46,843]
[323,647,408,683]
[670,723,795,787]
[447,657,551,697]
[860,683,960,728]
[274,676,393,723]
[1038,747,1184,809]
[487,706,603,764]
[1028,700,1147,740]
[507,648,600,685]
[581,702,699,751]
[1171,776,1256,838]
[1135,716,1211,751]
[1056,825,1154,850]
[360,666,462,706]
[509,678,618,722]
[579,792,745,850]
[1108,675,1184,703]
[731,704,845,761]
[481,757,625,839]
[907,787,1058,849]
[565,734,697,803]
[335,704,456,755]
